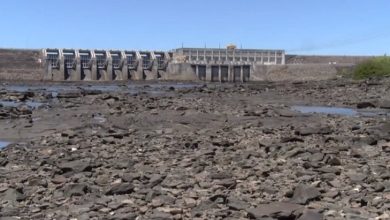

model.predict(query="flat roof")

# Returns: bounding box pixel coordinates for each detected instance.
[175,48,285,52]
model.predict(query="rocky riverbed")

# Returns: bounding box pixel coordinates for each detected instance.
[0,79,390,220]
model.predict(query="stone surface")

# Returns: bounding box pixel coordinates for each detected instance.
[291,184,321,205]
[247,202,304,219]
[105,183,134,195]
[0,80,389,219]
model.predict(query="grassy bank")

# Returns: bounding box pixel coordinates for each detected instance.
[353,56,390,79]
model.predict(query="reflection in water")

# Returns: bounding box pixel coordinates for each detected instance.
[292,105,390,117]
[0,141,10,149]
[292,106,357,116]
[1,83,201,94]
[0,101,43,109]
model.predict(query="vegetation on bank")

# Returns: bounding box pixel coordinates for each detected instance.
[353,56,390,79]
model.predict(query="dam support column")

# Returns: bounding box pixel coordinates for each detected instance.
[91,58,97,80]
[206,65,212,82]
[240,65,244,83]
[228,65,233,82]
[106,57,113,81]
[54,55,65,81]
[120,51,129,81]
[72,58,81,81]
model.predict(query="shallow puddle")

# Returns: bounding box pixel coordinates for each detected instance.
[292,106,357,116]
[0,141,10,149]
[0,100,43,109]
[1,83,201,95]
[292,105,390,117]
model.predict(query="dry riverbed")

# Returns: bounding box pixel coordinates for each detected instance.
[0,79,390,220]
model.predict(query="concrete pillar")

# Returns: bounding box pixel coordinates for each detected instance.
[73,58,81,81]
[206,65,212,82]
[240,65,244,83]
[218,65,222,83]
[228,65,233,82]
[91,59,97,80]
[134,59,144,80]
[151,59,159,79]
[43,62,53,80]
[106,58,113,81]
[54,57,65,81]
[122,60,129,80]
[275,51,277,64]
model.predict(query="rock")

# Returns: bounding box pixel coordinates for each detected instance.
[247,202,303,219]
[356,101,376,109]
[310,152,324,162]
[0,217,21,220]
[27,176,48,187]
[1,188,26,202]
[227,196,249,211]
[214,179,236,188]
[278,109,298,117]
[57,92,82,98]
[148,174,166,188]
[156,207,182,215]
[108,213,137,220]
[281,136,304,143]
[209,171,232,180]
[63,183,88,197]
[298,210,323,220]
[149,210,173,220]
[327,157,341,166]
[175,106,188,111]
[183,197,197,208]
[296,126,332,136]
[376,213,390,220]
[58,159,92,173]
[192,200,219,217]
[347,172,367,183]
[52,175,67,184]
[379,100,390,109]
[105,183,134,195]
[290,184,321,205]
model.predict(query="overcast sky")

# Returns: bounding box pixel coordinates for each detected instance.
[1,0,389,55]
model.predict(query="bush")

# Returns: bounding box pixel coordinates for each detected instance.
[353,56,390,79]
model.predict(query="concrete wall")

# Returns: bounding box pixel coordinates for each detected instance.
[251,64,352,81]
[286,55,373,65]
[0,49,43,81]
[162,63,198,81]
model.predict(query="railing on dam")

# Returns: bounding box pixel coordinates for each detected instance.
[44,49,60,69]
[174,48,286,65]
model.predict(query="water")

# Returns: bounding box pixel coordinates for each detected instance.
[1,83,201,94]
[0,141,10,149]
[292,106,357,116]
[0,100,43,109]
[292,105,390,117]
[93,115,107,123]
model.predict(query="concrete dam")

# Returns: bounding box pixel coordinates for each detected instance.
[0,47,371,82]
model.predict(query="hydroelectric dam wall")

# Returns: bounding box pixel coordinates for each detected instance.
[0,48,372,82]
